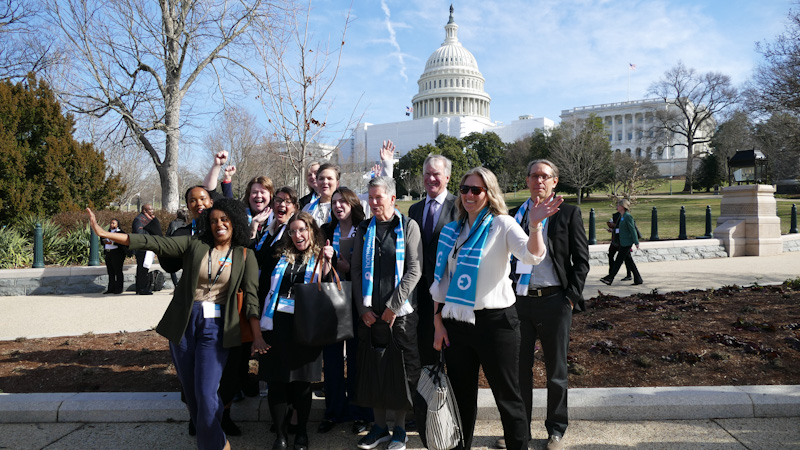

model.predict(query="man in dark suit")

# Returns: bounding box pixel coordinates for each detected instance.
[507,160,590,450]
[131,204,157,295]
[407,154,458,367]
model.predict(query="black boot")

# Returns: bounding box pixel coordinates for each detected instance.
[221,408,242,437]
[188,418,196,436]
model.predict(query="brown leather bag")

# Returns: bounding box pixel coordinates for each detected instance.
[237,248,254,343]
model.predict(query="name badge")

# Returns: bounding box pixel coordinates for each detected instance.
[203,302,221,318]
[276,297,295,314]
[615,228,620,234]
[516,263,533,274]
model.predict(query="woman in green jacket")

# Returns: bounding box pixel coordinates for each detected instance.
[601,199,643,286]
[88,198,267,450]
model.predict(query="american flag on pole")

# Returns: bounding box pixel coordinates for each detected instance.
[629,63,637,71]
[405,106,413,116]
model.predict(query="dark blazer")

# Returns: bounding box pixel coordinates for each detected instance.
[128,234,260,348]
[408,193,458,283]
[509,202,590,312]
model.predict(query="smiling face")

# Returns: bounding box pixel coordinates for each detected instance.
[316,168,338,201]
[209,209,233,246]
[289,218,313,252]
[109,219,119,229]
[527,162,558,201]
[248,183,271,214]
[306,164,320,191]
[423,159,450,198]
[368,185,396,222]
[331,192,352,222]
[273,191,295,224]
[461,174,488,218]
[186,187,213,219]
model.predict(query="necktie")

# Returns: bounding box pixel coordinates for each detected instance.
[423,199,437,242]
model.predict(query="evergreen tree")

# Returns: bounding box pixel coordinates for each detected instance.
[0,74,122,224]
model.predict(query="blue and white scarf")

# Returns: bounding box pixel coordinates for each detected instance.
[306,193,320,213]
[361,210,413,316]
[431,207,494,323]
[332,223,341,254]
[512,198,546,295]
[260,254,316,330]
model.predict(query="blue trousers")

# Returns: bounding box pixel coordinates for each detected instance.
[322,335,373,423]
[170,302,230,450]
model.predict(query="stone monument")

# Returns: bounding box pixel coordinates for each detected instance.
[713,184,782,256]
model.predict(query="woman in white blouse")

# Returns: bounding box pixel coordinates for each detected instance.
[430,167,562,450]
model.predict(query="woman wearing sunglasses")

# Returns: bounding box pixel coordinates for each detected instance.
[430,167,562,450]
[258,212,335,450]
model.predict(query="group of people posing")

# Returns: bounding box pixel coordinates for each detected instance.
[87,141,592,450]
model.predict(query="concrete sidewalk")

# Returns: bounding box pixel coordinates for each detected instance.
[2,252,800,448]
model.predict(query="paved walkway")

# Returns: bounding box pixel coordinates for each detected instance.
[1,252,799,448]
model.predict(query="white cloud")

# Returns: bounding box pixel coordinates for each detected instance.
[380,0,409,82]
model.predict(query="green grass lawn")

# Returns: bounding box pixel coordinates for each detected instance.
[396,191,799,242]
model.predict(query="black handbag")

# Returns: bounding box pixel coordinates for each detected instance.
[354,326,413,410]
[292,251,354,346]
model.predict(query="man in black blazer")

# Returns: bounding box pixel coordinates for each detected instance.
[507,160,589,450]
[407,154,458,367]
[131,204,158,295]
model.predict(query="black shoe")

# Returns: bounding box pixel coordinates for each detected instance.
[600,277,612,286]
[103,290,113,294]
[621,275,632,281]
[188,418,196,436]
[222,408,242,436]
[633,279,644,285]
[351,420,368,434]
[294,431,309,450]
[232,390,245,403]
[138,290,153,295]
[404,419,417,432]
[317,419,336,433]
[272,434,289,449]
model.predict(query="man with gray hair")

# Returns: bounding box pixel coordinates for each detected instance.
[408,154,458,367]
[504,159,589,450]
[351,176,422,450]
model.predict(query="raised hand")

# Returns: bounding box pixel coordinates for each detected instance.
[213,151,229,166]
[322,239,334,262]
[529,194,564,225]
[223,165,236,182]
[379,140,395,161]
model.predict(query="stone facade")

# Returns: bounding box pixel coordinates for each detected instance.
[0,265,176,296]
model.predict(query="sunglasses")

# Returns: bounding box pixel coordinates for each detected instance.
[459,185,486,195]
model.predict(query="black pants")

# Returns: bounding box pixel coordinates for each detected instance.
[416,275,438,367]
[104,249,125,293]
[268,381,312,435]
[607,244,633,277]
[443,307,528,450]
[608,245,642,283]
[516,292,572,439]
[134,250,150,293]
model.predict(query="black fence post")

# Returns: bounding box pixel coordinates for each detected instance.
[649,207,659,241]
[588,208,597,245]
[703,205,713,238]
[791,204,798,234]
[33,223,44,269]
[679,206,688,240]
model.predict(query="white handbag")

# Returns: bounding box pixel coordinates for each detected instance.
[416,353,463,450]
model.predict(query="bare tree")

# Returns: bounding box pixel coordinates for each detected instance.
[256,1,356,193]
[648,61,739,194]
[549,115,612,204]
[203,106,271,198]
[607,153,661,203]
[1,0,62,80]
[45,0,287,211]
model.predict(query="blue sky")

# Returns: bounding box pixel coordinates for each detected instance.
[303,0,791,140]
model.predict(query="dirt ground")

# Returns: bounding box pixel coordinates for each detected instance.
[1,282,799,393]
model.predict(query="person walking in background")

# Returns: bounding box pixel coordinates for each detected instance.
[167,209,189,287]
[407,154,458,368]
[132,204,158,295]
[103,218,126,294]
[431,167,562,450]
[508,160,590,450]
[606,210,641,282]
[601,199,643,286]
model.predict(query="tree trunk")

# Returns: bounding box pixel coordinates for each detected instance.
[161,96,181,212]
[576,186,582,205]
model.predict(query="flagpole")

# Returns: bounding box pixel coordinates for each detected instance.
[627,66,630,101]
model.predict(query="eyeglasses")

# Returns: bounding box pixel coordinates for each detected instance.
[528,173,555,181]
[287,227,308,236]
[274,197,290,205]
[459,185,486,195]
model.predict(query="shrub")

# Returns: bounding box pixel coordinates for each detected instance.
[54,225,101,266]
[0,226,32,268]
[17,216,64,264]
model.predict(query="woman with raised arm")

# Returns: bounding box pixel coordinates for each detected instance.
[430,167,562,450]
[87,198,266,450]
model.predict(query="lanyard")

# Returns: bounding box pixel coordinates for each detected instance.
[207,247,233,294]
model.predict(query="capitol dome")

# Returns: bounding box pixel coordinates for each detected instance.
[411,5,491,121]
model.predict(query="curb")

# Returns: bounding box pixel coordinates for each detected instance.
[2,385,798,424]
